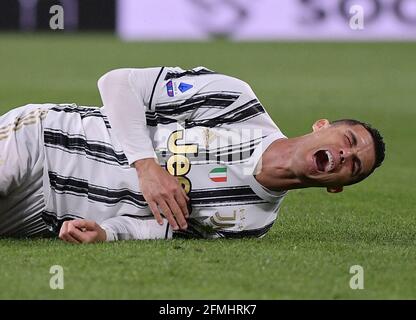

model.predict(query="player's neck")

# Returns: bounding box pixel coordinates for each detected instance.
[254,137,305,191]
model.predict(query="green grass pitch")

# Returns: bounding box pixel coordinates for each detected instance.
[0,34,415,299]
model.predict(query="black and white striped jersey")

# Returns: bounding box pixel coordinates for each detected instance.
[41,66,287,239]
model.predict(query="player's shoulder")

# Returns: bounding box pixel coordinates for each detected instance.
[163,66,255,93]
[153,66,258,105]
[163,66,216,80]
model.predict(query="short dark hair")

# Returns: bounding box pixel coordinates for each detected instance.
[330,119,385,178]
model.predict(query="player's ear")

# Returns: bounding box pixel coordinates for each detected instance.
[312,119,330,132]
[327,186,343,193]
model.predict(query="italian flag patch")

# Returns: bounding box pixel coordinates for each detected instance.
[209,167,227,182]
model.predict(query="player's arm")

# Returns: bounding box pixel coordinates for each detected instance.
[101,216,171,241]
[97,68,188,231]
[59,217,171,243]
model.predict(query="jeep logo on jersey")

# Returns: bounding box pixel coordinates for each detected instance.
[209,167,227,182]
[166,130,198,194]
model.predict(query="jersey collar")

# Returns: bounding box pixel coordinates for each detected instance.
[243,132,288,203]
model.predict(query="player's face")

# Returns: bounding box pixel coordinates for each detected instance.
[292,119,376,191]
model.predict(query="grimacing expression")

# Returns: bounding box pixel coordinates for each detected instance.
[293,121,376,188]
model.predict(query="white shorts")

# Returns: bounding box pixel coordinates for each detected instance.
[0,104,54,237]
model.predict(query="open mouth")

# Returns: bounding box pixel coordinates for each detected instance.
[314,150,335,172]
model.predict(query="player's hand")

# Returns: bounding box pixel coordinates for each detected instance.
[134,158,189,230]
[59,219,107,244]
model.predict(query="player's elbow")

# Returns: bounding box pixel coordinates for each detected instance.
[97,68,131,92]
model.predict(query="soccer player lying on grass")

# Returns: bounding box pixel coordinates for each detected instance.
[0,67,385,243]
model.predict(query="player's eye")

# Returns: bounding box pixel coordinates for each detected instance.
[345,134,352,147]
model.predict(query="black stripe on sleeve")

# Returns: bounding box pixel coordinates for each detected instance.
[149,67,165,111]
[145,92,241,127]
[164,223,170,239]
[184,99,265,129]
[164,67,216,80]
[154,93,240,116]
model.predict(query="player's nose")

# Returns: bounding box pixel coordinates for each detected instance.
[340,148,354,164]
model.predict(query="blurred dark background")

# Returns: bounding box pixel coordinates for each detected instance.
[1,0,415,39]
[0,0,115,31]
